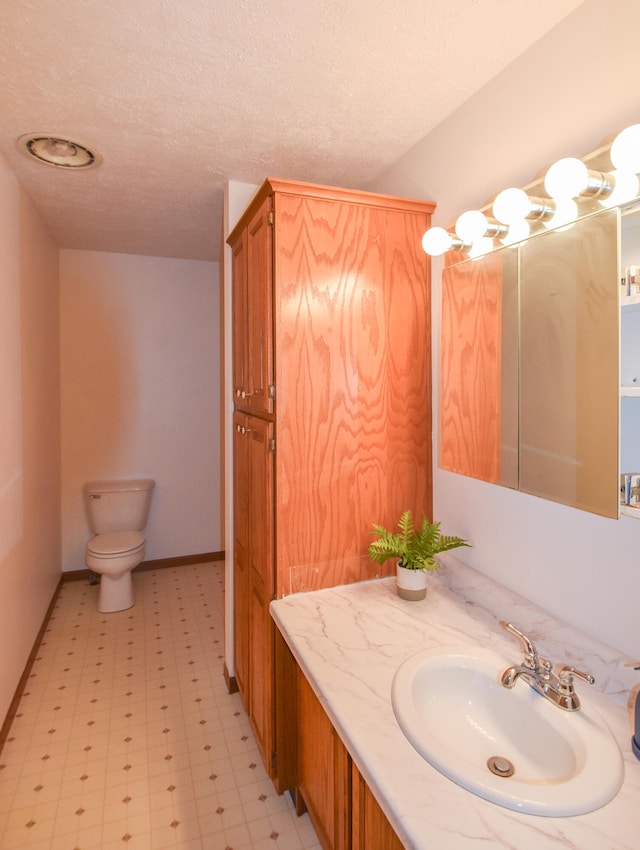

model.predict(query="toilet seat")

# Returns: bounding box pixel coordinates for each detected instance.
[87,530,145,558]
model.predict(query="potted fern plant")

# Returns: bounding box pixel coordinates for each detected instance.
[368,509,470,600]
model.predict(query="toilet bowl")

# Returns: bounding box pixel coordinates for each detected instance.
[85,531,146,613]
[83,479,155,613]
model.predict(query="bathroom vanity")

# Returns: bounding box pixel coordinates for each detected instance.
[270,560,640,849]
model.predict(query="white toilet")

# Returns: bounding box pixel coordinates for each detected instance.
[83,479,155,613]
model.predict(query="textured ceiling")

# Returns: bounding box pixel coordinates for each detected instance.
[0,0,585,262]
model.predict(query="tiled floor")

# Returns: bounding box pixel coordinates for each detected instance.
[0,562,321,850]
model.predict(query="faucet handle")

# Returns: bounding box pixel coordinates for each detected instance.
[499,621,540,670]
[539,656,553,675]
[557,665,595,692]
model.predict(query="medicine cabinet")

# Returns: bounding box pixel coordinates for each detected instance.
[441,205,626,519]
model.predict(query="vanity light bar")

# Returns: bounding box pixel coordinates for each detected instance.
[422,123,640,257]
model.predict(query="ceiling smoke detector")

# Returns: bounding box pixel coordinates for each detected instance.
[18,134,101,169]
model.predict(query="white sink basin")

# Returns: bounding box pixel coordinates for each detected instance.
[391,646,623,816]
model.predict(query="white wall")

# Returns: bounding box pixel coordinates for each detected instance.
[368,0,640,657]
[0,151,60,723]
[60,250,221,572]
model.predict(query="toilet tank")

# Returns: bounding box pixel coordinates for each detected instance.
[83,479,155,534]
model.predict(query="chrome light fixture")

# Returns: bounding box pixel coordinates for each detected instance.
[422,122,640,258]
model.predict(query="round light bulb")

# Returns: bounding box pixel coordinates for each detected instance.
[493,188,531,224]
[610,124,640,174]
[597,169,640,208]
[501,219,530,245]
[455,210,488,243]
[421,227,452,256]
[543,198,578,230]
[544,157,589,199]
[468,237,494,259]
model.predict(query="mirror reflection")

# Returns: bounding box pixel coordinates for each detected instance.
[441,246,518,488]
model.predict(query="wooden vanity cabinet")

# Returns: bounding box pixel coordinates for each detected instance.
[275,629,403,850]
[352,766,404,850]
[297,671,351,850]
[229,178,434,783]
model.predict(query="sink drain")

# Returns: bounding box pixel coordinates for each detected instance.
[487,756,515,777]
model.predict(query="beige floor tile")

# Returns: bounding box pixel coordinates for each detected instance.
[0,563,321,850]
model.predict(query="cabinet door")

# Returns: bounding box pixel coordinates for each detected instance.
[297,670,351,850]
[231,230,249,404]
[231,195,274,414]
[352,764,404,850]
[246,196,274,414]
[246,417,275,772]
[249,568,274,772]
[233,413,275,774]
[232,411,250,703]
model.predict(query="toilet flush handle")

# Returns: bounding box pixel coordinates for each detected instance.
[88,494,101,499]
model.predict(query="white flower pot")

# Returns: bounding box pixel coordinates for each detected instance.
[396,561,427,601]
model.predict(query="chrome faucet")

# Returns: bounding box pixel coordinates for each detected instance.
[499,621,595,711]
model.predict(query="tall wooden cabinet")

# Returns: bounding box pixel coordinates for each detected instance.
[228,178,434,783]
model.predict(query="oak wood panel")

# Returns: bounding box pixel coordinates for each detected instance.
[246,195,274,415]
[231,231,248,404]
[228,178,436,245]
[274,192,432,594]
[229,194,274,416]
[273,627,298,795]
[246,417,275,774]
[232,412,276,773]
[440,252,503,483]
[352,763,405,850]
[249,568,274,772]
[232,411,250,705]
[297,670,351,850]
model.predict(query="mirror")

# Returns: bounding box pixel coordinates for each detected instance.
[440,207,620,518]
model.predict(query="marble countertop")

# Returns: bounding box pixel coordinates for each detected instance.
[270,556,640,850]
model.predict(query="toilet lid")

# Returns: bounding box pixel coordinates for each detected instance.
[87,531,145,556]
